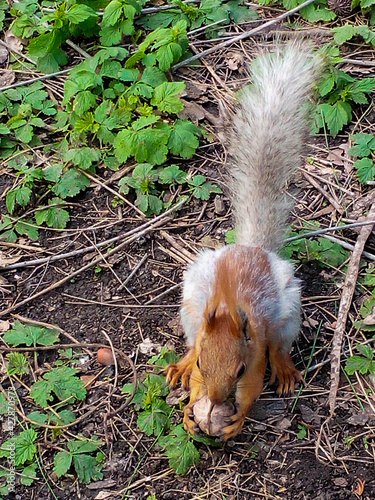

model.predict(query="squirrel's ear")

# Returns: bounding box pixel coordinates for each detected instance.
[237,308,249,339]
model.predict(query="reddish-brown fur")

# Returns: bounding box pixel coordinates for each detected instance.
[166,246,301,441]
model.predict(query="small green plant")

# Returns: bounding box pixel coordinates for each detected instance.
[53,438,104,484]
[3,321,60,347]
[333,24,375,46]
[118,163,221,215]
[349,133,375,184]
[256,0,335,22]
[122,348,219,474]
[313,46,375,137]
[6,352,30,377]
[346,343,375,375]
[0,321,104,489]
[297,423,308,439]
[0,429,38,489]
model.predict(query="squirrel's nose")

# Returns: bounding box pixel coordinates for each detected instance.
[208,388,226,406]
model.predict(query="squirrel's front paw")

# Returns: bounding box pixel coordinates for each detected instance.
[165,363,191,389]
[269,349,302,396]
[183,406,200,435]
[219,413,245,442]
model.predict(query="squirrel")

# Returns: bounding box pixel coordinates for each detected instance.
[166,43,322,441]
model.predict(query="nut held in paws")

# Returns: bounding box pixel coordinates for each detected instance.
[193,395,235,436]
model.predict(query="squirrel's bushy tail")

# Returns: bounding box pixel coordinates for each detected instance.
[228,43,321,253]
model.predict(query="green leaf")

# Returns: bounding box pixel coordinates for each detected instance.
[227,0,259,22]
[158,165,186,184]
[317,73,335,97]
[225,229,236,244]
[151,82,185,113]
[30,366,86,408]
[15,186,32,207]
[54,451,73,478]
[73,91,97,115]
[6,190,16,214]
[158,424,200,475]
[66,438,102,454]
[168,119,201,158]
[333,25,355,45]
[43,164,63,182]
[0,429,38,466]
[132,115,160,131]
[3,321,59,347]
[6,352,30,376]
[65,147,101,169]
[0,393,8,415]
[148,346,180,367]
[122,381,147,410]
[54,169,91,198]
[320,102,351,137]
[354,158,375,184]
[349,133,375,158]
[15,124,34,143]
[103,0,123,25]
[27,411,48,426]
[357,344,374,360]
[35,198,70,229]
[66,4,97,24]
[14,219,39,241]
[346,355,375,375]
[361,0,375,8]
[20,463,37,486]
[140,67,168,88]
[137,399,171,436]
[189,175,222,200]
[73,453,103,483]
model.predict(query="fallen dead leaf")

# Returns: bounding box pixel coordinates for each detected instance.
[0,320,10,332]
[139,337,161,356]
[362,304,375,326]
[166,387,189,406]
[178,99,206,122]
[4,31,23,53]
[354,478,365,496]
[327,148,345,166]
[81,375,97,389]
[0,251,21,267]
[226,51,244,71]
[0,44,8,65]
[86,479,117,490]
[333,477,348,487]
[0,70,15,87]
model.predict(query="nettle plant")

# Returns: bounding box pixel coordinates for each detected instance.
[0,0,232,240]
[0,322,105,495]
[313,45,375,138]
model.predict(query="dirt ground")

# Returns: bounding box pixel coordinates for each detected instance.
[1,37,375,500]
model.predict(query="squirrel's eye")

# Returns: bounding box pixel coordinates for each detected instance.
[237,364,246,379]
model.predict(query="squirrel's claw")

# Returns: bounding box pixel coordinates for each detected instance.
[183,406,200,435]
[165,363,192,390]
[269,349,302,397]
[219,413,245,442]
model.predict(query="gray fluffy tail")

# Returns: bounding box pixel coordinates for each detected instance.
[228,43,321,253]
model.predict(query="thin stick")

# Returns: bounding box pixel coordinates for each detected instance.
[285,220,375,242]
[329,202,375,416]
[0,200,186,317]
[117,253,149,292]
[172,0,318,70]
[78,169,145,217]
[0,69,71,92]
[0,199,186,271]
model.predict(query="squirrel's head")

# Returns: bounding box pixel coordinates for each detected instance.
[195,301,255,405]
